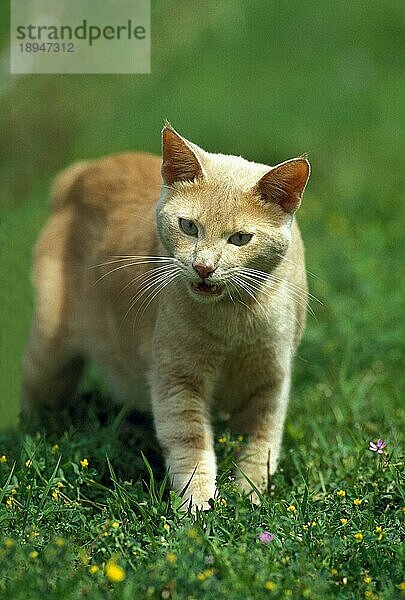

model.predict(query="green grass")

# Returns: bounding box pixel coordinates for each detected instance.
[1,0,404,597]
[0,193,49,429]
[0,394,403,599]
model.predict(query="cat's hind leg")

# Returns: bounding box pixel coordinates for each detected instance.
[22,323,84,414]
[22,208,84,419]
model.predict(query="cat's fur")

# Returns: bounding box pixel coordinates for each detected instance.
[23,124,310,508]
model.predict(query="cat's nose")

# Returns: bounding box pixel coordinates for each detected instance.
[193,262,215,279]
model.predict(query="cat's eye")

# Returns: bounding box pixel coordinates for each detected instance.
[228,232,253,246]
[179,218,198,237]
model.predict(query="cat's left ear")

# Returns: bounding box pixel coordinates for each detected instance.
[161,123,204,185]
[254,158,310,214]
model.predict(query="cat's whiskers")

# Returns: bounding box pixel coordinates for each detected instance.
[231,275,268,317]
[160,183,181,193]
[274,252,320,281]
[134,270,183,329]
[120,265,183,330]
[133,267,183,306]
[227,278,253,312]
[92,256,179,285]
[238,269,316,319]
[118,263,178,297]
[234,272,303,326]
[240,268,307,299]
[241,265,322,306]
[122,270,179,324]
[93,255,177,267]
[237,267,320,320]
[223,280,235,303]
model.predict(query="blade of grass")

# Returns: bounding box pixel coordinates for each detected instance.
[0,462,16,504]
[38,454,62,511]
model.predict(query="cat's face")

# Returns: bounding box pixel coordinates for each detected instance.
[156,125,310,303]
[157,181,293,302]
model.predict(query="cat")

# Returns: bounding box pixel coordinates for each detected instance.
[23,123,310,509]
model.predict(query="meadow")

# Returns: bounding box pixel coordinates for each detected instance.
[0,1,404,597]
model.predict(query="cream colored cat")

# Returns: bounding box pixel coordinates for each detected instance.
[23,124,310,509]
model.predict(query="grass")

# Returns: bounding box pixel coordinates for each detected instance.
[0,392,403,599]
[1,0,404,597]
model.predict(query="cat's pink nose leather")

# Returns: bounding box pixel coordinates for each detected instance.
[193,263,215,279]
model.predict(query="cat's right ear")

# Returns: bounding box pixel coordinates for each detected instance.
[254,158,310,214]
[161,124,204,185]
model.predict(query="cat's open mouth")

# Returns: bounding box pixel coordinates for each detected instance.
[191,281,223,297]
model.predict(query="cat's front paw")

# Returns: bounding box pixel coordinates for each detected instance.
[175,476,216,512]
[237,481,262,505]
[182,495,212,513]
[236,464,268,504]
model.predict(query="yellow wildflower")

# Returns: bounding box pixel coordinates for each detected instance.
[264,581,277,591]
[353,498,362,506]
[340,518,348,525]
[25,459,32,468]
[377,533,383,541]
[397,582,405,591]
[187,527,199,539]
[220,498,227,507]
[166,552,176,565]
[364,576,372,584]
[80,458,89,468]
[112,522,119,529]
[218,436,227,443]
[51,444,60,454]
[287,504,297,513]
[6,497,14,509]
[337,490,346,497]
[52,489,59,501]
[90,565,99,574]
[375,526,382,533]
[163,523,170,532]
[354,532,363,541]
[105,560,125,583]
[4,538,14,548]
[331,569,338,576]
[197,568,215,582]
[0,455,7,463]
[311,521,317,527]
[55,537,65,547]
[29,550,39,559]
[57,481,64,488]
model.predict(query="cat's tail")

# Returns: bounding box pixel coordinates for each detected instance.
[50,161,90,210]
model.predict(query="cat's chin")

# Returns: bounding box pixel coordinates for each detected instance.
[189,281,224,302]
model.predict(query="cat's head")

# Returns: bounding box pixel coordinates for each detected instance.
[156,124,310,303]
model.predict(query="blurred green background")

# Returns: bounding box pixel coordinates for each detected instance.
[0,0,404,430]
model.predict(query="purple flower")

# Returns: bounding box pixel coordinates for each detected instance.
[369,439,387,454]
[258,531,275,544]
